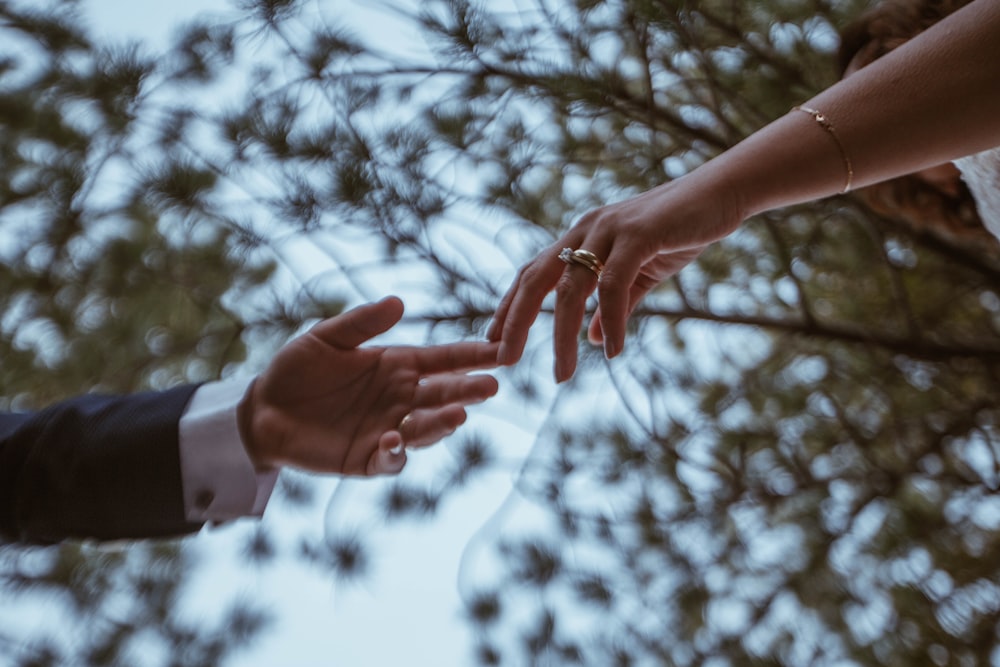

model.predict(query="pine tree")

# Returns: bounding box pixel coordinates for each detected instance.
[288,0,998,664]
[5,0,1000,664]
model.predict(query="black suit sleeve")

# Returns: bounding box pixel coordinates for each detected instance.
[0,385,206,544]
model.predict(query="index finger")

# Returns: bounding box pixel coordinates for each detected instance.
[412,341,502,375]
[494,249,573,365]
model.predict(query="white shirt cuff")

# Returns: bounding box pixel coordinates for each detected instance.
[178,378,279,522]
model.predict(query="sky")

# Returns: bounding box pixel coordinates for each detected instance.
[29,2,1000,664]
[7,2,785,663]
[79,1,558,665]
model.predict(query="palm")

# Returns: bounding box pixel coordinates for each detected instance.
[242,298,499,475]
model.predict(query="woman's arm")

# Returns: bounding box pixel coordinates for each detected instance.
[730,0,1000,216]
[489,0,1000,381]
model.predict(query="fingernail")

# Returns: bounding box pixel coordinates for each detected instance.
[389,443,404,456]
[604,339,620,359]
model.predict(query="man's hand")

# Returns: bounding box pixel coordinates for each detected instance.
[238,297,500,476]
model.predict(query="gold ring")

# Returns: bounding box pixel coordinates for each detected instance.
[398,413,413,432]
[558,247,604,278]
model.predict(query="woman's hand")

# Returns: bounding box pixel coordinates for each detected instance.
[490,0,1000,383]
[487,173,744,382]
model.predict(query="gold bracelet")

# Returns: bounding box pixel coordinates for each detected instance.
[793,105,854,193]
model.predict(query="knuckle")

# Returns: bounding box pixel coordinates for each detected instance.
[518,262,543,285]
[597,271,624,296]
[555,273,583,299]
[577,208,603,228]
[519,257,539,273]
[634,273,659,291]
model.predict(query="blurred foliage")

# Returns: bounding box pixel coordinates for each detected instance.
[270,0,999,665]
[0,0,276,407]
[404,1,1000,665]
[0,0,307,663]
[3,0,1000,665]
[0,541,272,666]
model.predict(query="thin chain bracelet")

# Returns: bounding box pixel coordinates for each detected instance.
[793,105,855,193]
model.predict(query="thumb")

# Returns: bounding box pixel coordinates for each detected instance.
[310,296,405,350]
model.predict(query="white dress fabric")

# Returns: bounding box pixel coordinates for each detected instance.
[954,146,1000,241]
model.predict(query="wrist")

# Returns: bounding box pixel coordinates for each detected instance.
[675,158,753,239]
[713,109,859,219]
[237,378,269,471]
